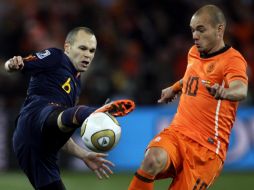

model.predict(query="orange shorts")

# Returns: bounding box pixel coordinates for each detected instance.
[147,127,223,190]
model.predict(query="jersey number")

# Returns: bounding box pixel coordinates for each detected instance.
[185,76,199,96]
[62,77,71,94]
[193,178,208,190]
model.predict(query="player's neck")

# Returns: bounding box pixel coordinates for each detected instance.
[200,44,230,58]
[209,41,225,54]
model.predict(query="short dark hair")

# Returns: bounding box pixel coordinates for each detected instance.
[194,5,226,27]
[65,27,95,44]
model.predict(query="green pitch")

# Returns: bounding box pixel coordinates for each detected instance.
[0,171,253,189]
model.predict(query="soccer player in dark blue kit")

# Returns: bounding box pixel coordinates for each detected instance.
[4,27,135,190]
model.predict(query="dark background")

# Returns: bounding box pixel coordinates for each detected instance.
[0,0,254,171]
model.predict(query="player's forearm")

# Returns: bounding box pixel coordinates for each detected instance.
[224,81,247,101]
[62,138,88,159]
[172,79,183,93]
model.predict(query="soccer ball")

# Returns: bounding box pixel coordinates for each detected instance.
[80,112,121,152]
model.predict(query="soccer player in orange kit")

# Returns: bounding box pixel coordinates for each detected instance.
[128,4,248,190]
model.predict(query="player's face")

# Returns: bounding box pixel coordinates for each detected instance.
[190,14,222,54]
[65,31,97,72]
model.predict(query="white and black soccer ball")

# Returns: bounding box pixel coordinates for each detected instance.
[80,112,121,152]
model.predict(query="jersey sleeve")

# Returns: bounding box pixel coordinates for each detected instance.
[224,53,248,84]
[22,48,63,75]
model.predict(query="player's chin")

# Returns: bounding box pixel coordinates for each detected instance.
[79,67,88,72]
[196,45,205,53]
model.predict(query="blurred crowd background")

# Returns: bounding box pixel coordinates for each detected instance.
[0,0,254,171]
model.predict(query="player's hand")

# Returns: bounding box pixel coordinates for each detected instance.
[158,86,179,103]
[203,81,227,100]
[95,99,135,117]
[83,152,115,179]
[5,56,24,71]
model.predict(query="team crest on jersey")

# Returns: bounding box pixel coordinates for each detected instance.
[206,62,215,73]
[36,50,51,59]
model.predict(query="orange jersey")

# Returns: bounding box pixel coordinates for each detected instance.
[148,128,223,189]
[171,45,248,161]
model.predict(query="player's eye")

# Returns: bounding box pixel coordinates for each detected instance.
[80,47,87,51]
[197,27,206,33]
[90,49,96,53]
[198,29,206,33]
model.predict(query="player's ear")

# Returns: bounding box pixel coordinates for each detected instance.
[64,43,71,54]
[217,24,224,37]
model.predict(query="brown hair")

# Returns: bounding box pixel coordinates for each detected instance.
[65,27,95,44]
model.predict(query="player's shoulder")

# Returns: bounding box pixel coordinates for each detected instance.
[35,48,64,59]
[225,46,247,65]
[48,47,64,54]
[44,47,64,57]
[227,46,244,58]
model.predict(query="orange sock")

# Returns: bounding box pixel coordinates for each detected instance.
[128,169,155,190]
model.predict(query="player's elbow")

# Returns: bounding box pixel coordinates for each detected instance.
[228,81,248,101]
[239,91,247,101]
[236,87,248,101]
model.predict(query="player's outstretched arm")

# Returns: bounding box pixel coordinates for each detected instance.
[62,138,115,179]
[95,99,135,117]
[4,56,24,72]
[158,79,183,103]
[204,80,247,101]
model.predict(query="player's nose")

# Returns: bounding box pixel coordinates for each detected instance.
[192,31,199,40]
[83,51,93,59]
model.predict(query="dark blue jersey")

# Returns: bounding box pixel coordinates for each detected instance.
[22,48,81,109]
[13,48,83,188]
[15,47,83,148]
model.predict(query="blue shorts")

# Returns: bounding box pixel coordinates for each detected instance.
[13,103,62,188]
